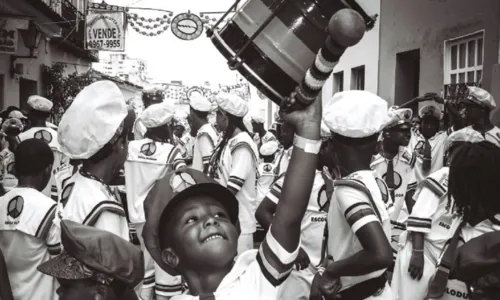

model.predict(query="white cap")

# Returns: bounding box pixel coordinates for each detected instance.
[2,118,23,132]
[140,102,175,128]
[419,104,443,120]
[465,86,496,110]
[189,94,212,112]
[445,127,485,151]
[58,80,127,159]
[216,92,248,117]
[323,91,390,138]
[27,96,53,112]
[8,110,26,119]
[251,115,265,124]
[386,106,413,128]
[260,140,279,156]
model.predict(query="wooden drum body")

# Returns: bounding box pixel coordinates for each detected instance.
[210,0,375,105]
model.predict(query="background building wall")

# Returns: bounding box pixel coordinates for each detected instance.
[378,0,500,110]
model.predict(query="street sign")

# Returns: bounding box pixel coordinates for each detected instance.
[85,6,126,52]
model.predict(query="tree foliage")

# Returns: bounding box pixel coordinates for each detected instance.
[41,63,93,124]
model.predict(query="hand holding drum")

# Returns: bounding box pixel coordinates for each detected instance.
[281,9,367,113]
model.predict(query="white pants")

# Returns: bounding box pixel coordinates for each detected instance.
[238,233,254,255]
[277,266,315,300]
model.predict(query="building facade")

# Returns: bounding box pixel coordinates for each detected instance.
[93,53,148,87]
[378,0,500,124]
[321,0,380,100]
[0,0,97,110]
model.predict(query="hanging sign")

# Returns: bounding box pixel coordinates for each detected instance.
[85,3,126,52]
[0,19,28,54]
[171,12,204,41]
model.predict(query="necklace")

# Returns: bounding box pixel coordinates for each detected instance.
[79,170,115,197]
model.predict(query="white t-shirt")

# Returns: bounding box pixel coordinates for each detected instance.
[327,170,391,290]
[125,138,186,223]
[62,172,129,240]
[408,130,447,186]
[171,230,299,300]
[17,127,69,200]
[267,170,328,266]
[0,187,60,300]
[213,132,259,234]
[192,123,218,172]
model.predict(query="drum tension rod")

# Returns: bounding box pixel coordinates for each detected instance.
[206,0,242,38]
[228,0,292,70]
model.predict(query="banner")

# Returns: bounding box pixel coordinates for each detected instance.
[85,9,126,52]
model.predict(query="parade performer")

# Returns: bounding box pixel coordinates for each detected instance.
[458,86,500,146]
[310,91,393,300]
[187,94,218,172]
[135,86,165,140]
[124,102,185,300]
[142,89,322,299]
[38,220,144,300]
[58,80,132,241]
[0,139,60,300]
[370,106,416,264]
[255,140,280,205]
[17,96,68,201]
[206,92,259,254]
[391,128,484,300]
[256,124,334,300]
[275,120,294,176]
[0,118,23,192]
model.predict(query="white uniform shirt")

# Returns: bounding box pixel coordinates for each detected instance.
[267,170,328,266]
[406,167,462,262]
[192,123,218,172]
[213,132,259,234]
[256,161,279,206]
[125,138,186,223]
[274,147,292,176]
[171,230,298,300]
[408,130,447,186]
[62,172,129,240]
[327,170,391,290]
[472,125,500,147]
[0,187,60,300]
[17,127,69,200]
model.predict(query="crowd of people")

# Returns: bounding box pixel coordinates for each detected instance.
[0,80,499,300]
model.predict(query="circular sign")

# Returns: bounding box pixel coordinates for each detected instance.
[171,13,204,41]
[187,87,204,101]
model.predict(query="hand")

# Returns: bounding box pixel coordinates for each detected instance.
[408,250,424,280]
[280,91,322,137]
[317,272,342,300]
[294,247,311,270]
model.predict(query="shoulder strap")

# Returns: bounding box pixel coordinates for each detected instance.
[333,179,382,221]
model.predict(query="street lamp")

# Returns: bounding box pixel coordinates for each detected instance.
[10,21,43,78]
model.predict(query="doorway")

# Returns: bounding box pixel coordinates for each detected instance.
[19,78,38,112]
[395,49,420,111]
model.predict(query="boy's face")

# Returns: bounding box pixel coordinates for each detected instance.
[163,195,238,271]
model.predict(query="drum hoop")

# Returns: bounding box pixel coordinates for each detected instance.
[212,30,285,102]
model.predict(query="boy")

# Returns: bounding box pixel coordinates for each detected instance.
[142,93,322,298]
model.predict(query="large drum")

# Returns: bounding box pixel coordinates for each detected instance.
[209,0,375,105]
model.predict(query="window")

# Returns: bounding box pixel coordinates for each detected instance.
[444,31,484,84]
[351,65,365,90]
[333,71,344,94]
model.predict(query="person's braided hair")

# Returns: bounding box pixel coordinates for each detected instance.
[447,141,500,225]
[206,113,249,176]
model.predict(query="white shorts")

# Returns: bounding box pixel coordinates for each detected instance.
[277,266,315,300]
[237,233,254,255]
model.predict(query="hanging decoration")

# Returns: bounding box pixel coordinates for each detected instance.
[171,12,204,41]
[127,11,173,37]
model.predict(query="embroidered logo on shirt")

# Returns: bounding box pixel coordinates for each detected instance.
[140,142,157,156]
[61,183,75,208]
[7,196,23,219]
[382,171,403,190]
[6,162,14,173]
[317,185,329,212]
[34,129,53,144]
[375,178,389,204]
[263,164,272,173]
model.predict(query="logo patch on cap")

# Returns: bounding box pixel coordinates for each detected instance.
[170,172,196,193]
[7,196,23,219]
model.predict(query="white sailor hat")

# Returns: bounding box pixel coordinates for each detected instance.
[260,140,279,156]
[58,80,127,159]
[323,91,389,138]
[386,106,413,129]
[140,102,175,128]
[463,86,496,110]
[419,104,443,120]
[189,94,212,112]
[445,127,485,151]
[27,96,53,112]
[215,92,248,117]
[251,115,265,124]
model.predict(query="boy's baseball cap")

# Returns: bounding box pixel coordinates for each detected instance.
[142,168,239,275]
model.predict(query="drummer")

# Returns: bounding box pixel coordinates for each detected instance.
[206,92,259,254]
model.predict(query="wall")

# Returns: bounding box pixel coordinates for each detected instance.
[0,36,92,109]
[378,0,500,107]
[322,0,380,100]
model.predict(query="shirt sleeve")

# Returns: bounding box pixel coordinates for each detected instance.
[264,175,284,204]
[46,222,61,256]
[256,227,299,287]
[198,134,215,165]
[169,146,187,170]
[406,182,442,233]
[93,211,130,241]
[335,185,380,234]
[227,146,255,192]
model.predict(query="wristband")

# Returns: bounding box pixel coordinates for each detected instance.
[293,134,322,154]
